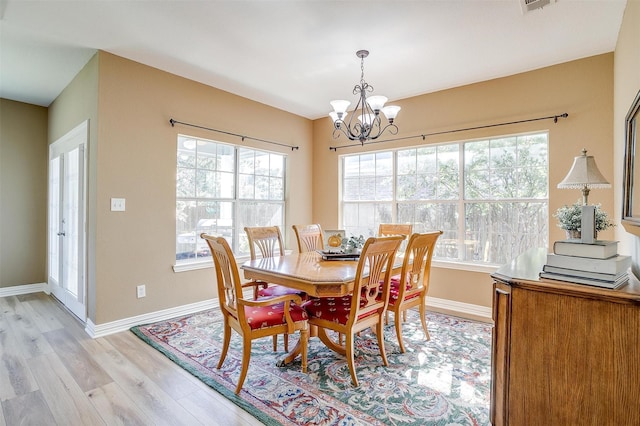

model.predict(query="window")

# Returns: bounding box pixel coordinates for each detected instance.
[176,135,285,264]
[341,132,548,265]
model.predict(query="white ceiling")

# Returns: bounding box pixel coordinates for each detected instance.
[0,0,628,120]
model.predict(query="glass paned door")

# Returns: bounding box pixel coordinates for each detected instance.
[48,121,87,321]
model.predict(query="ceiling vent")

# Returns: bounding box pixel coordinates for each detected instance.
[521,0,556,13]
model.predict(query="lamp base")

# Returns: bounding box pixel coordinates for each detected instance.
[580,205,596,244]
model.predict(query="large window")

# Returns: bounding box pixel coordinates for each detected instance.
[176,135,285,263]
[341,132,548,265]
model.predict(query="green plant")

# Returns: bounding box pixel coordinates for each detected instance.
[342,234,366,252]
[553,201,615,232]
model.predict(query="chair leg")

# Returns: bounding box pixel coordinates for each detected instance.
[376,319,389,367]
[284,333,289,352]
[419,299,430,341]
[300,327,308,374]
[272,335,278,351]
[217,322,231,369]
[235,336,252,394]
[345,333,359,387]
[395,310,407,353]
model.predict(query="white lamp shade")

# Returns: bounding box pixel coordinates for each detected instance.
[381,105,401,120]
[366,95,388,112]
[557,149,611,189]
[330,100,351,114]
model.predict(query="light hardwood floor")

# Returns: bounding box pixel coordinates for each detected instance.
[0,293,263,426]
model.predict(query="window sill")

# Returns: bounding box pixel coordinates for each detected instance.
[173,251,292,273]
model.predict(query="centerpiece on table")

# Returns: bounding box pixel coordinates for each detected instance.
[319,234,366,260]
[341,234,366,254]
[553,201,614,239]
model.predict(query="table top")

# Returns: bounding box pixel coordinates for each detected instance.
[241,251,401,297]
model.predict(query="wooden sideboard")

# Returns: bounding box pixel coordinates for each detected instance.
[491,248,640,425]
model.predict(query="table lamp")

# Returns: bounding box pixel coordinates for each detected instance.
[557,149,611,243]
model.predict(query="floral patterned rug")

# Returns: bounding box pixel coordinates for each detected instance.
[131,309,491,425]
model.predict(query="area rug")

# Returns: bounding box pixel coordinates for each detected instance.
[131,309,491,425]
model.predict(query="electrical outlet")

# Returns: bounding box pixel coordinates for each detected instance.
[111,198,126,212]
[136,284,146,298]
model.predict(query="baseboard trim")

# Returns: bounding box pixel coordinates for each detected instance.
[85,298,218,338]
[0,282,49,297]
[426,296,492,321]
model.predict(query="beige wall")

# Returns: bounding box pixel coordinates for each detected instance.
[312,54,615,311]
[0,99,48,287]
[88,52,313,324]
[48,54,100,318]
[614,0,640,267]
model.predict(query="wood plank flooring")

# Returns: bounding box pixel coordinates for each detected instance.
[0,293,263,426]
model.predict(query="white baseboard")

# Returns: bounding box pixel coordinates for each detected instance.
[426,296,492,321]
[85,298,218,338]
[0,282,49,297]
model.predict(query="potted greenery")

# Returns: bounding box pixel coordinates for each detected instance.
[553,201,614,239]
[342,234,366,254]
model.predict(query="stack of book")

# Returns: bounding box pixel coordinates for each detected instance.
[540,240,631,289]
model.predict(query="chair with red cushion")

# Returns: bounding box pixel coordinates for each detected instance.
[303,235,403,387]
[387,231,442,353]
[201,233,308,394]
[244,226,306,351]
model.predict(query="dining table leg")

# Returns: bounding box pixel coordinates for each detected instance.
[316,327,346,356]
[276,325,319,367]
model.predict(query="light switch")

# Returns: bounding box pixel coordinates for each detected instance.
[111,198,126,212]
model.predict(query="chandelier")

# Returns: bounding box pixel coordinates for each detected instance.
[329,50,401,144]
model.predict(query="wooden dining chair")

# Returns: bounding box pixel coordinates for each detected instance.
[302,235,404,387]
[387,231,442,353]
[378,223,414,324]
[292,224,325,253]
[201,233,308,394]
[378,223,413,238]
[244,225,306,351]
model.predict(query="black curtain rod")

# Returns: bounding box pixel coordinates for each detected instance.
[169,118,300,151]
[328,112,569,151]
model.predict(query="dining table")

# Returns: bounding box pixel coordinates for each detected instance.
[241,250,404,366]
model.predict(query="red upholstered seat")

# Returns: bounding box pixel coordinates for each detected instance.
[385,276,421,304]
[242,302,308,330]
[302,296,377,325]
